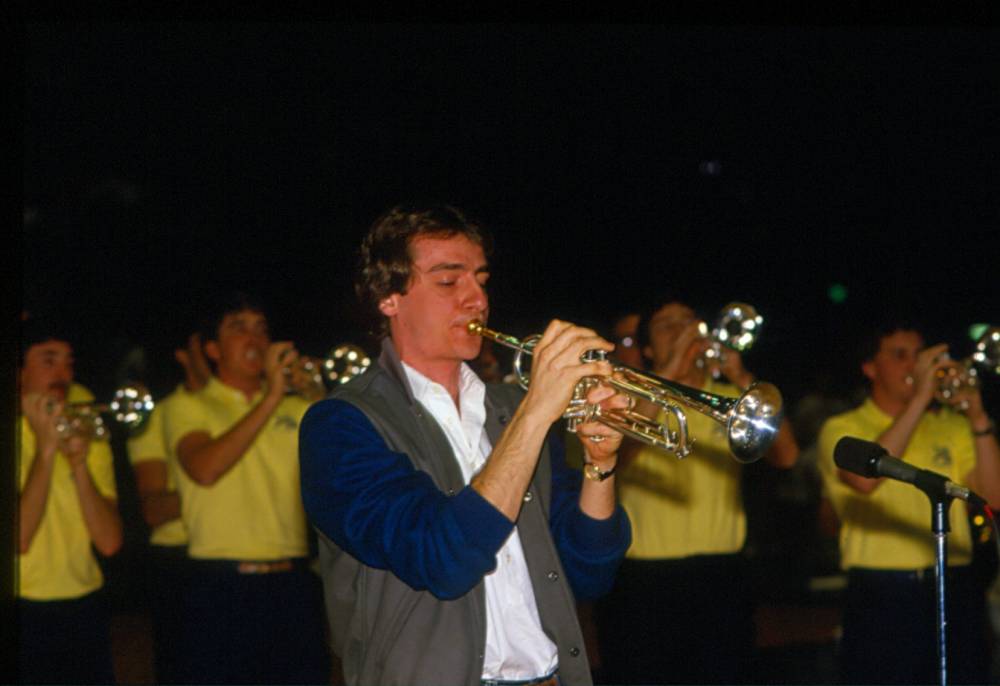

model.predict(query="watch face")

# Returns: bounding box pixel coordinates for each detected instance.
[584,462,615,481]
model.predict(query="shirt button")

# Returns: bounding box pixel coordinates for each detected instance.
[547,571,559,582]
[523,491,533,502]
[569,646,581,657]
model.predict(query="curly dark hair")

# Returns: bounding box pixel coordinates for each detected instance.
[355,205,493,338]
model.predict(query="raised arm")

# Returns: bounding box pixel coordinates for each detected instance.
[957,387,1000,508]
[63,434,122,556]
[839,345,948,495]
[178,343,291,485]
[470,320,616,520]
[19,394,60,553]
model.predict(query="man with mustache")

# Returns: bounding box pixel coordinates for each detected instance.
[17,316,122,684]
[162,293,329,684]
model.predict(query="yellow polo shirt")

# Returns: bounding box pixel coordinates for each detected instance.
[162,377,310,561]
[126,385,190,547]
[618,378,746,559]
[817,398,976,570]
[18,384,118,600]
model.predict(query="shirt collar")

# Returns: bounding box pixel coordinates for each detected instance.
[205,375,265,404]
[401,361,486,418]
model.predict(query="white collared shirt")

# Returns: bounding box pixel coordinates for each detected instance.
[402,361,559,680]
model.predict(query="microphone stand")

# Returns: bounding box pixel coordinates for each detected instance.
[914,471,955,686]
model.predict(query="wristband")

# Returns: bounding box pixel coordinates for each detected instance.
[583,461,616,482]
[973,420,996,437]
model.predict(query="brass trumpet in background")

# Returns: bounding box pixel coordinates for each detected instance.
[468,320,783,463]
[283,344,372,400]
[935,326,1000,409]
[697,302,764,379]
[50,383,155,440]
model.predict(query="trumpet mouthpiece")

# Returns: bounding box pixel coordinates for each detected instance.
[467,320,484,335]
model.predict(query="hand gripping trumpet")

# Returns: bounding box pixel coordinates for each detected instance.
[49,383,155,440]
[281,344,372,401]
[468,320,784,463]
[934,326,1000,409]
[698,302,764,380]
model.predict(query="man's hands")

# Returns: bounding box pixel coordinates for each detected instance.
[908,343,951,406]
[265,341,298,398]
[22,392,62,458]
[519,320,617,426]
[576,381,630,470]
[22,392,93,468]
[517,320,632,471]
[477,320,626,520]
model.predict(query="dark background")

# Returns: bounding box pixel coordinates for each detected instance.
[18,22,1000,680]
[24,23,1000,407]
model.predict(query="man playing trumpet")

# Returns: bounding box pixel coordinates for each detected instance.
[596,294,799,685]
[817,320,1000,685]
[162,292,329,684]
[299,205,632,686]
[17,316,122,684]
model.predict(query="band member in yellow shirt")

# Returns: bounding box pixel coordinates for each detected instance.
[17,317,122,684]
[597,294,798,685]
[818,320,1000,684]
[162,292,328,684]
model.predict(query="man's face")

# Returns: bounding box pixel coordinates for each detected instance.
[643,302,705,370]
[380,234,489,369]
[205,309,271,382]
[21,339,74,400]
[863,329,924,403]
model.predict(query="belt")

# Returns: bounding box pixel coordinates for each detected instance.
[850,564,974,584]
[236,559,295,575]
[482,670,559,686]
[191,557,310,576]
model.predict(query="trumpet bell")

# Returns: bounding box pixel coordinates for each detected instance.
[972,327,1000,375]
[57,382,155,440]
[323,344,372,386]
[110,384,155,430]
[727,382,783,463]
[712,302,763,353]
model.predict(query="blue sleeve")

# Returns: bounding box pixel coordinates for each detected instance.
[547,429,632,601]
[299,398,515,600]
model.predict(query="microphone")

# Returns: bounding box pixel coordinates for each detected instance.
[834,436,986,506]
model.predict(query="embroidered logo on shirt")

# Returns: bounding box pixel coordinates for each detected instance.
[931,446,952,469]
[274,415,299,430]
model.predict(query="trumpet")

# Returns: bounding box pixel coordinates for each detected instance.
[468,320,783,463]
[935,326,1000,409]
[698,302,764,379]
[282,344,372,400]
[50,383,155,440]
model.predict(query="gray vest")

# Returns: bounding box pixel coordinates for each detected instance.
[316,339,592,686]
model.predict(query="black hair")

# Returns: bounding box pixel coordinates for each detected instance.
[856,318,924,366]
[19,315,73,366]
[197,291,270,344]
[634,288,702,364]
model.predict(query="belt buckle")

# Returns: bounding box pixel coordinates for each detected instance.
[237,559,293,575]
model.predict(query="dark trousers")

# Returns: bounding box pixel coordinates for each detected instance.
[148,544,190,685]
[595,554,753,685]
[840,565,991,685]
[176,558,330,685]
[17,589,116,685]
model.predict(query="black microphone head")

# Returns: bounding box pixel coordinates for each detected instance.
[834,436,887,478]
